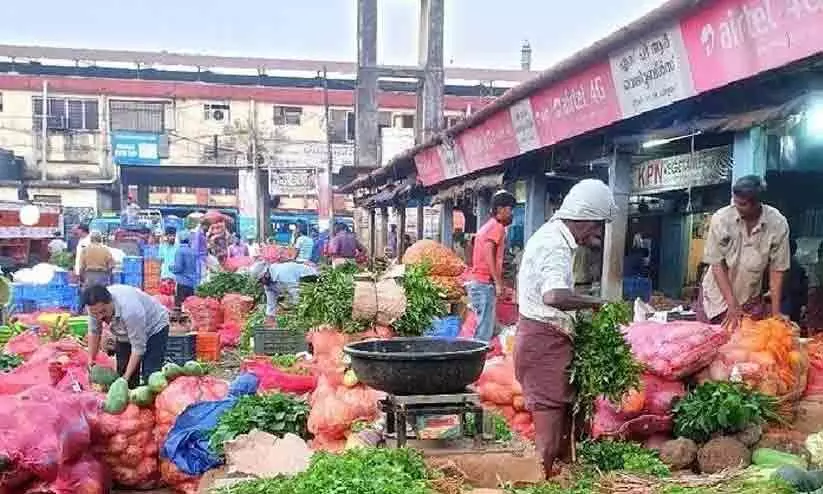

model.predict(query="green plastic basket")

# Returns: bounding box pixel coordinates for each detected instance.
[67,317,89,338]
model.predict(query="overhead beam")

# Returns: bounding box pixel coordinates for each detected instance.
[0,44,539,83]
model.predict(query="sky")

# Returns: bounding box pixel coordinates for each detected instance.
[5,0,668,71]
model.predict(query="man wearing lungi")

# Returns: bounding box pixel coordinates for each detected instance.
[515,179,616,477]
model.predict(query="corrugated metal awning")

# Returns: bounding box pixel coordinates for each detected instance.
[431,173,505,204]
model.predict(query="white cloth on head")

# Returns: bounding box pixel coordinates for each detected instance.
[553,179,617,223]
[248,260,269,280]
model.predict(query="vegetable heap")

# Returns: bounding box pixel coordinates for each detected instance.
[570,302,641,417]
[578,439,670,477]
[673,381,779,443]
[99,360,207,414]
[196,271,264,304]
[214,447,432,494]
[0,352,23,372]
[294,263,368,333]
[208,392,310,454]
[241,306,267,352]
[393,263,448,337]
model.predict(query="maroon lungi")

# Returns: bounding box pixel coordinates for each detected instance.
[514,316,573,477]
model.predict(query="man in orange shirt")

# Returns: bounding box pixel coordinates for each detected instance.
[466,190,516,341]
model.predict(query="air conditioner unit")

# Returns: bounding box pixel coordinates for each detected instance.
[208,108,227,121]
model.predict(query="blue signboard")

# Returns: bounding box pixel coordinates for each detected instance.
[112,132,161,165]
[238,216,257,240]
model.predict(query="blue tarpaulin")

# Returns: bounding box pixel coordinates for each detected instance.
[161,373,259,475]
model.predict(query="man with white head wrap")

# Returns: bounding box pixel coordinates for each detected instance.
[515,178,617,478]
[250,260,317,321]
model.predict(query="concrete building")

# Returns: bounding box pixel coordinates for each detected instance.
[0,45,531,221]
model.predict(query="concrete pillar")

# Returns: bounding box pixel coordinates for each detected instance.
[368,208,377,259]
[476,191,491,229]
[732,126,767,181]
[417,0,445,142]
[416,203,424,240]
[356,0,380,169]
[601,152,632,301]
[524,173,548,241]
[379,207,389,256]
[440,199,454,247]
[258,174,272,241]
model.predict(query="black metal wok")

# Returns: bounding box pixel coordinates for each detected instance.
[343,337,489,395]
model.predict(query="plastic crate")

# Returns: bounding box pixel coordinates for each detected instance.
[142,245,160,259]
[623,276,652,302]
[426,315,462,339]
[50,271,70,286]
[122,274,143,288]
[122,256,144,274]
[253,328,308,355]
[166,333,197,365]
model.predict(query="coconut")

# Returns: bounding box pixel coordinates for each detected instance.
[659,438,698,470]
[697,436,751,474]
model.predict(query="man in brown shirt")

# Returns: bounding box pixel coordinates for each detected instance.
[700,175,790,327]
[79,230,115,289]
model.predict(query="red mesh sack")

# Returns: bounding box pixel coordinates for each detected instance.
[623,321,729,380]
[474,357,533,440]
[0,387,98,490]
[0,340,114,395]
[217,322,242,348]
[3,332,40,359]
[260,245,296,263]
[154,376,229,494]
[242,359,317,395]
[805,337,823,398]
[182,296,223,332]
[307,376,381,443]
[223,256,254,272]
[22,453,110,494]
[89,403,159,489]
[221,294,255,327]
[402,239,466,276]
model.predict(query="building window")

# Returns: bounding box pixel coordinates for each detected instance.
[32,97,99,131]
[204,103,230,122]
[110,100,165,133]
[273,106,302,126]
[149,186,169,193]
[171,186,190,194]
[394,114,415,129]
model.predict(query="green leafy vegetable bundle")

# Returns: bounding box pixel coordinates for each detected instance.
[196,271,264,304]
[240,306,266,352]
[0,352,23,372]
[214,447,432,494]
[570,301,641,418]
[578,439,670,477]
[208,393,310,455]
[392,263,447,337]
[673,381,779,443]
[293,263,368,333]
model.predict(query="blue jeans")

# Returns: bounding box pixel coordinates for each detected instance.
[467,282,496,342]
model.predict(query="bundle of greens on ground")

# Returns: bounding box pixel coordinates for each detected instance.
[208,392,310,455]
[213,447,432,494]
[578,439,670,477]
[392,262,448,337]
[196,271,264,304]
[673,381,780,443]
[570,301,641,418]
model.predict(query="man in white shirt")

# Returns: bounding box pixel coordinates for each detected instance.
[515,179,616,478]
[73,224,91,277]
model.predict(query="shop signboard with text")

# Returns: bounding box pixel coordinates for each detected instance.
[268,168,317,197]
[412,0,823,187]
[112,132,161,166]
[632,145,732,194]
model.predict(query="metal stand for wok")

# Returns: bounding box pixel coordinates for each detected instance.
[380,391,484,448]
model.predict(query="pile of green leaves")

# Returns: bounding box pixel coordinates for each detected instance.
[208,393,310,455]
[507,471,597,494]
[214,447,432,494]
[49,251,74,270]
[240,305,266,352]
[673,381,780,443]
[570,302,641,418]
[293,263,369,333]
[196,271,264,304]
[270,354,299,369]
[393,262,447,337]
[578,440,670,477]
[0,352,23,372]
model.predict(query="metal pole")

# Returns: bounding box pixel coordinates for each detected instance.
[322,66,335,230]
[40,80,48,181]
[250,100,264,243]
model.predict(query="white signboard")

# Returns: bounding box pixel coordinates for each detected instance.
[269,169,317,196]
[632,145,732,194]
[273,142,353,173]
[610,25,695,118]
[438,141,469,181]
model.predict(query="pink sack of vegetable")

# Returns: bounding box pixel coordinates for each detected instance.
[223,256,254,272]
[242,359,317,395]
[3,332,40,360]
[622,321,728,380]
[217,322,242,348]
